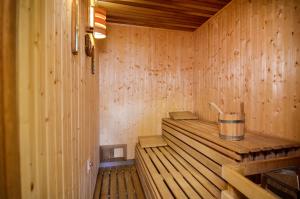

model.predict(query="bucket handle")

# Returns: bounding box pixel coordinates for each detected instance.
[208,102,224,114]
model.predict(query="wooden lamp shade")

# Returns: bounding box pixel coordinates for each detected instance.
[94,7,106,39]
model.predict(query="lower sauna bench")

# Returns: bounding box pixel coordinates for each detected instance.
[136,145,220,199]
[93,165,146,199]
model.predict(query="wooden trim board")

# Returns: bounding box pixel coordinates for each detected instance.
[222,165,278,199]
[0,0,21,198]
[234,155,300,176]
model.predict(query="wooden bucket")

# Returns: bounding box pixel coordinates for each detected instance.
[219,112,245,141]
[209,102,245,141]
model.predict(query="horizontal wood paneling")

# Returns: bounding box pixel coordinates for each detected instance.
[97,23,194,158]
[18,0,100,198]
[193,0,300,141]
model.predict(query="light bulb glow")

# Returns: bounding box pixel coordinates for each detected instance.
[94,32,106,39]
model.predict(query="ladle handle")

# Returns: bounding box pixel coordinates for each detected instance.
[208,102,224,114]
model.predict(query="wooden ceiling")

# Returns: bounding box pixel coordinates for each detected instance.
[96,0,231,31]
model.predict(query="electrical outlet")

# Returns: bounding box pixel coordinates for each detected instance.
[87,159,92,174]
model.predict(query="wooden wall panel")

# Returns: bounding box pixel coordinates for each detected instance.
[193,0,300,141]
[18,0,100,198]
[97,23,194,159]
[0,0,22,198]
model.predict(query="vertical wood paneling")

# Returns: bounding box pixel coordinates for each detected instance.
[18,0,100,198]
[15,0,300,197]
[97,23,194,159]
[0,0,22,198]
[193,0,300,141]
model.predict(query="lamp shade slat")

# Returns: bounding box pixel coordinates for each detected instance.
[94,7,106,39]
[95,7,106,16]
[95,18,106,27]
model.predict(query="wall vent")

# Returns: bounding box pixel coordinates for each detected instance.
[100,144,127,162]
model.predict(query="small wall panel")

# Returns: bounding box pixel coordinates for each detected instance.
[18,0,100,198]
[193,0,300,141]
[97,23,194,159]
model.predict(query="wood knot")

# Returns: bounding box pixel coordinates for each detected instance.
[30,182,34,192]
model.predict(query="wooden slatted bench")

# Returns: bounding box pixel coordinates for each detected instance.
[136,145,219,199]
[136,118,300,199]
[162,118,300,162]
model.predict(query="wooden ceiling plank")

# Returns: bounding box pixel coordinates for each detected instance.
[198,0,230,6]
[103,7,204,25]
[107,10,204,26]
[107,15,200,29]
[167,0,230,7]
[97,1,208,21]
[107,21,196,31]
[141,0,227,10]
[173,2,221,12]
[98,0,215,16]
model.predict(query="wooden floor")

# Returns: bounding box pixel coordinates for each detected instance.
[93,165,145,199]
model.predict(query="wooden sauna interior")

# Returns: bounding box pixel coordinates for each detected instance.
[1,0,300,198]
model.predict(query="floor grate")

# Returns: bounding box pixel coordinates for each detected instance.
[94,165,145,199]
